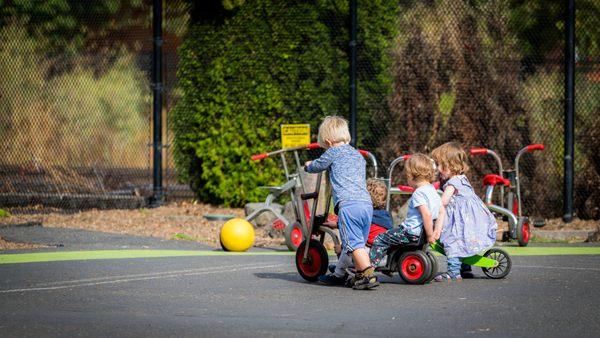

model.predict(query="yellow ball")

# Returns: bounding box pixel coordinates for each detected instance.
[219,218,255,252]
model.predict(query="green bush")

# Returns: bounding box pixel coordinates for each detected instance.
[172,0,397,206]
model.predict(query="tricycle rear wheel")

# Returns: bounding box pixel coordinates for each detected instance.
[481,248,511,279]
[424,251,438,283]
[284,221,304,251]
[295,239,328,282]
[398,251,432,285]
[517,219,530,247]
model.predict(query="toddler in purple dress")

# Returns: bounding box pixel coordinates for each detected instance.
[431,142,497,281]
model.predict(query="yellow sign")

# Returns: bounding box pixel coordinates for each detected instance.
[281,124,310,148]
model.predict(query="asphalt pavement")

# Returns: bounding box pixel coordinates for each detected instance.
[1,243,599,337]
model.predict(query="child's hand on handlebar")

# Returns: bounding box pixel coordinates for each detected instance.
[427,235,437,244]
[433,228,441,241]
[304,160,312,167]
[323,220,338,229]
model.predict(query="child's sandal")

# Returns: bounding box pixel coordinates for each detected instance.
[434,273,463,282]
[434,273,451,282]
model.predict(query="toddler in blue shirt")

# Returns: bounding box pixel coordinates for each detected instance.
[305,116,378,290]
[370,153,442,266]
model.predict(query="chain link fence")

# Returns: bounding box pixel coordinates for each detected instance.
[1,1,598,220]
[0,0,190,209]
[357,0,599,219]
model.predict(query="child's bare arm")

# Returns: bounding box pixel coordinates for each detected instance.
[417,205,435,244]
[440,185,455,207]
[433,206,445,240]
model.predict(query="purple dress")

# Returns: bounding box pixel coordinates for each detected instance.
[440,175,497,258]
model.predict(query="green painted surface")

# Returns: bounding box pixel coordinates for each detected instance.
[0,246,599,265]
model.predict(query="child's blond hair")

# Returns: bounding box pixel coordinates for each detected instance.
[405,153,436,183]
[317,116,351,148]
[366,178,387,210]
[430,142,469,175]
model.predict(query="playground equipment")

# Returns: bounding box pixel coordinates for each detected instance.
[470,144,545,246]
[250,143,379,251]
[219,218,255,252]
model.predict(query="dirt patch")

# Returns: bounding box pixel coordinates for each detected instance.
[1,202,285,249]
[0,236,45,250]
[539,218,599,231]
[1,202,598,250]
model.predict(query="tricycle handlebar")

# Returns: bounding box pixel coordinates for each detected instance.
[470,148,489,156]
[525,144,544,152]
[250,143,378,175]
[251,153,268,161]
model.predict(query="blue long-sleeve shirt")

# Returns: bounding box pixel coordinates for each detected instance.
[305,144,371,207]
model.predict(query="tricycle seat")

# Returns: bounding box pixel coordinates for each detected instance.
[482,174,510,187]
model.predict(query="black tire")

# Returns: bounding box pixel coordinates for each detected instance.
[284,221,304,251]
[295,239,329,282]
[517,219,530,247]
[424,251,438,283]
[398,251,432,285]
[482,248,512,279]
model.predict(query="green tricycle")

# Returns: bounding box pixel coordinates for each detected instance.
[428,242,511,280]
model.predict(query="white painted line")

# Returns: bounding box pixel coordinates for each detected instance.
[33,263,273,286]
[0,263,289,294]
[514,265,600,272]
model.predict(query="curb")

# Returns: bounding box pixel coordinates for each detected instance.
[531,229,599,242]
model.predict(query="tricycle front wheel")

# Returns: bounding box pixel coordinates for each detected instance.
[295,239,328,282]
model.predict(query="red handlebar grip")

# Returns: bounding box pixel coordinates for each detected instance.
[470,148,488,156]
[402,154,411,161]
[526,144,545,152]
[306,143,321,150]
[398,185,415,193]
[358,149,370,157]
[251,153,268,161]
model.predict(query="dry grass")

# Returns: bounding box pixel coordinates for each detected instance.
[0,202,285,249]
[0,236,45,250]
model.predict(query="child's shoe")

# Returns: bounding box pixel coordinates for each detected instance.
[328,264,336,274]
[318,273,347,286]
[460,265,474,279]
[352,267,379,290]
[434,273,462,282]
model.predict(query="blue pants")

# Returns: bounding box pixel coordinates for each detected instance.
[447,258,471,277]
[338,201,373,253]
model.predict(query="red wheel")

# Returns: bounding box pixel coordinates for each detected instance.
[424,251,438,283]
[398,251,432,285]
[284,222,304,251]
[517,220,530,247]
[295,239,328,282]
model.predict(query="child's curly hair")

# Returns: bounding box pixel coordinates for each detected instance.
[404,153,436,183]
[431,142,469,175]
[366,178,387,210]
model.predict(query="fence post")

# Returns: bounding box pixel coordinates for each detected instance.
[563,0,575,222]
[349,0,357,147]
[151,0,164,206]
